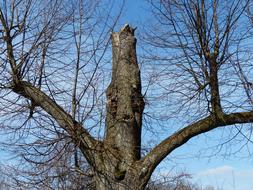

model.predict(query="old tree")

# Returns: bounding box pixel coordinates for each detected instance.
[1,0,253,189]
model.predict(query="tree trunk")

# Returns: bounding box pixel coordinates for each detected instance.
[93,171,143,190]
[105,24,144,168]
[92,24,145,190]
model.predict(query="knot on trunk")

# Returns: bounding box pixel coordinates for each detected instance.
[114,168,126,181]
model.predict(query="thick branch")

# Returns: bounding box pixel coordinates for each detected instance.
[209,56,222,115]
[139,111,253,182]
[12,81,99,160]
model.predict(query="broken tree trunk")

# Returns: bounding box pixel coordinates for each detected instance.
[105,24,144,163]
[93,24,145,189]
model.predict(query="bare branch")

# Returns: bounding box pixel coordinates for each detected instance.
[139,110,253,182]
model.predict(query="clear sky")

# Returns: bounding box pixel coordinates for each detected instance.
[115,0,151,27]
[122,1,253,190]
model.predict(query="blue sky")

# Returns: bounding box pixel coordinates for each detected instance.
[122,0,253,190]
[115,0,151,27]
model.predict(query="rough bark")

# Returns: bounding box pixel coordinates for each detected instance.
[90,24,145,190]
[105,24,144,170]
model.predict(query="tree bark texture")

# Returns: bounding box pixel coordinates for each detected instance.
[105,24,144,164]
[93,24,145,190]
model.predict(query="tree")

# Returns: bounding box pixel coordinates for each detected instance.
[1,0,253,190]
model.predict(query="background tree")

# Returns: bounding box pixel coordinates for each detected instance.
[146,172,223,190]
[1,0,253,190]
